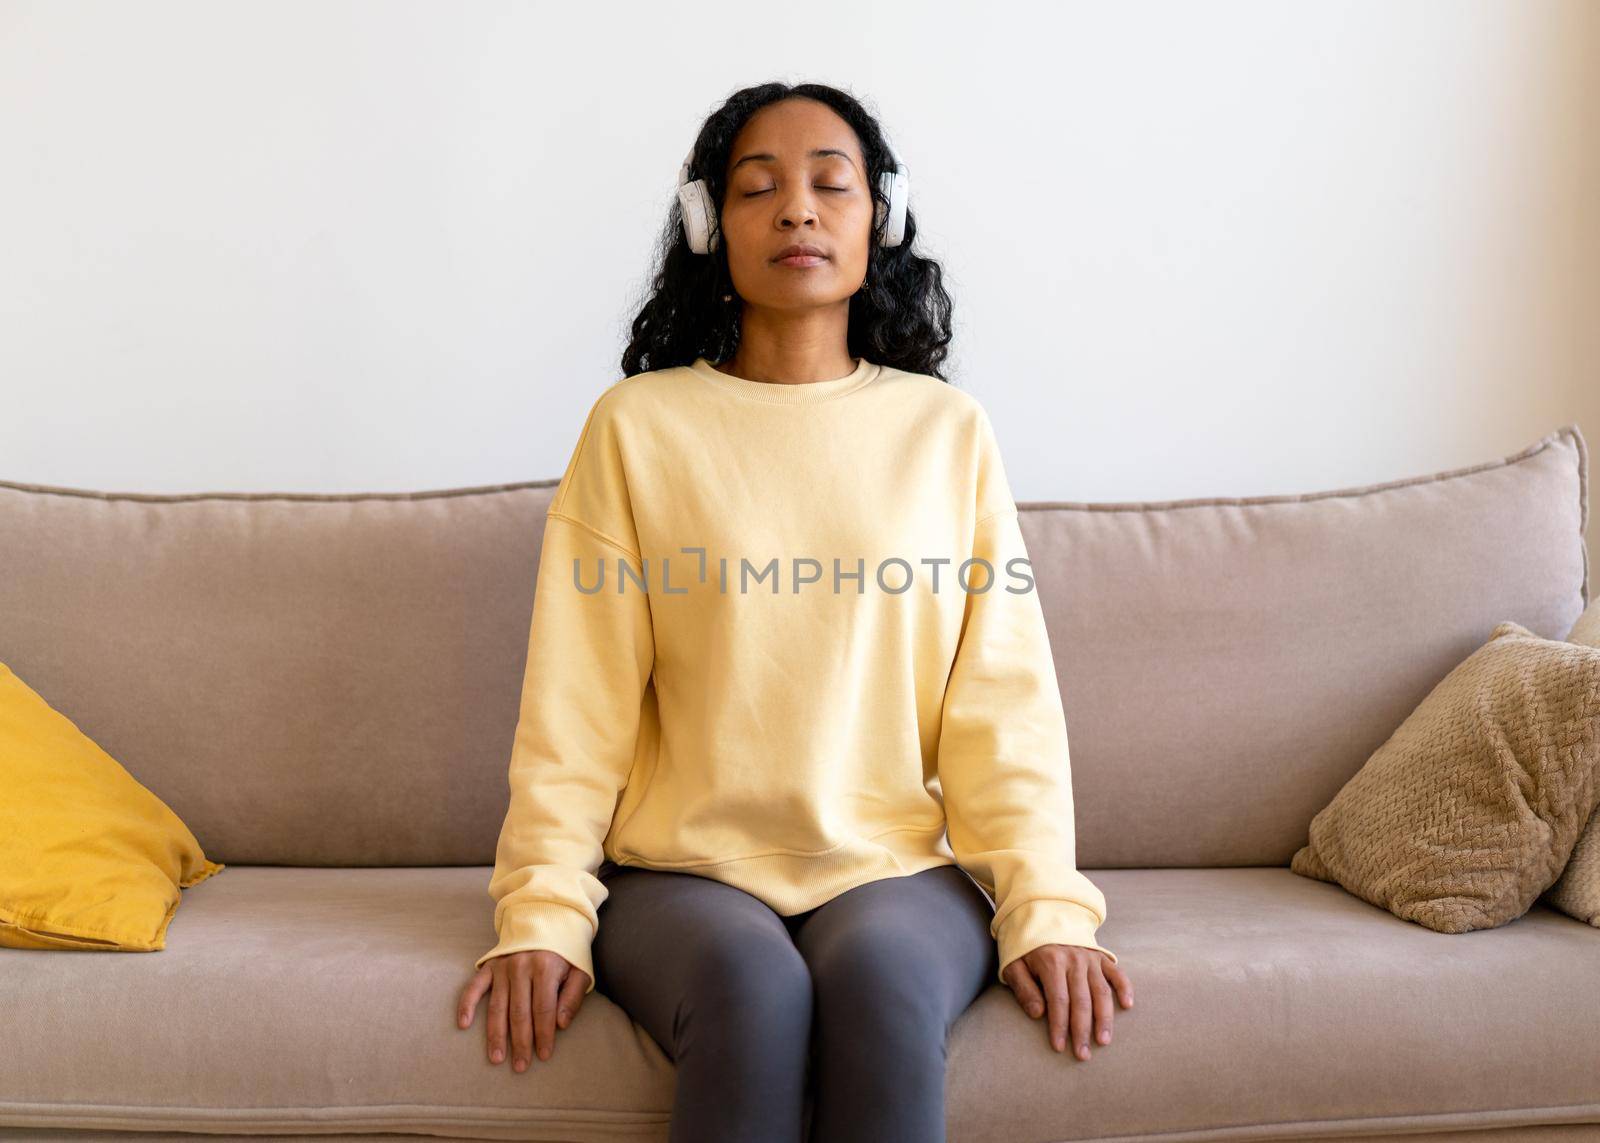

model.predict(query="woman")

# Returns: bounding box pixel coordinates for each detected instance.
[457,81,1134,1143]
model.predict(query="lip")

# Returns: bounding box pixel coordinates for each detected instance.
[772,244,828,267]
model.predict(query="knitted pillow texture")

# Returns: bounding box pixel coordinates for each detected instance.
[1291,619,1600,933]
[1543,595,1600,925]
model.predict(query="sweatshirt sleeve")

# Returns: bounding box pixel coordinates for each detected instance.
[936,408,1116,986]
[475,392,654,993]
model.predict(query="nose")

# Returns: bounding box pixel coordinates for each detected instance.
[775,187,820,230]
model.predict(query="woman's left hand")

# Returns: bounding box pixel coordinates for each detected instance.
[1001,945,1132,1061]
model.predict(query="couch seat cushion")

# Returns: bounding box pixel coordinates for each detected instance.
[2,867,1597,1141]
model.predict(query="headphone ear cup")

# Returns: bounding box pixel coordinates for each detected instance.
[677,179,716,254]
[877,168,909,248]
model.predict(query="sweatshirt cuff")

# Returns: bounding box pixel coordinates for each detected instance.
[474,901,598,994]
[995,898,1117,985]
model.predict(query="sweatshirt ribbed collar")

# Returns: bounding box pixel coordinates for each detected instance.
[689,355,882,404]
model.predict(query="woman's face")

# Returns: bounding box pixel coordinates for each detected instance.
[718,98,874,312]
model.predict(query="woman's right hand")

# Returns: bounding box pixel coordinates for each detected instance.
[457,950,592,1071]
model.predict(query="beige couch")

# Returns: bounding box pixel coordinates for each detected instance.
[2,423,1595,1143]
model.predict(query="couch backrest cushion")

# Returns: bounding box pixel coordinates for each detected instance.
[1022,424,1588,867]
[0,425,1587,868]
[0,479,557,865]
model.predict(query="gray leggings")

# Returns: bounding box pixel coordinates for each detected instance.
[591,860,998,1143]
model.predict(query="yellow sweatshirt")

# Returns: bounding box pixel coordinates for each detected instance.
[477,354,1115,992]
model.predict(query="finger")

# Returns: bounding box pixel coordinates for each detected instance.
[458,965,491,1029]
[1089,959,1116,1046]
[1069,953,1093,1061]
[1002,957,1047,1019]
[486,959,510,1065]
[533,963,562,1062]
[1042,955,1072,1054]
[508,957,534,1072]
[555,968,588,1030]
[1103,959,1135,1008]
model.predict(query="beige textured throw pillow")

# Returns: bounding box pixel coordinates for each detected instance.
[1291,619,1600,934]
[1543,595,1600,925]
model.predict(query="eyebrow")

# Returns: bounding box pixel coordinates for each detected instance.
[730,148,854,172]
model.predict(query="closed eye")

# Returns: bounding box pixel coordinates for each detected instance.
[742,187,849,197]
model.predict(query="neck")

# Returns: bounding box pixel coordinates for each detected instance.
[718,315,854,385]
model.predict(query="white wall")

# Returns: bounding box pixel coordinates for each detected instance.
[3,0,1596,591]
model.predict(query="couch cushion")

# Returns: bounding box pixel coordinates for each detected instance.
[1023,425,1589,866]
[0,478,559,866]
[1,866,1596,1141]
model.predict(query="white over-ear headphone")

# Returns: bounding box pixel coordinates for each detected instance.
[676,136,910,255]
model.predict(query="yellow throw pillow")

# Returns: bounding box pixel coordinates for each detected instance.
[1544,595,1600,925]
[1291,620,1600,933]
[0,661,224,952]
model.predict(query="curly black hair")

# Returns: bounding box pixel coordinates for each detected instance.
[620,82,954,382]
